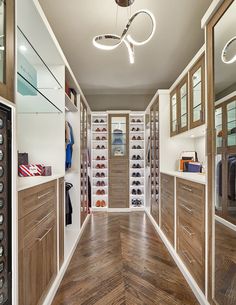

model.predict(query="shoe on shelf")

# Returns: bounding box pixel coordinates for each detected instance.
[101,156,106,160]
[132,145,137,149]
[137,136,142,140]
[137,189,142,195]
[132,155,137,160]
[101,181,106,186]
[101,172,105,178]
[100,190,105,195]
[132,172,136,177]
[136,173,141,177]
[137,145,142,149]
[131,119,136,123]
[96,181,101,187]
[96,164,101,169]
[96,136,100,141]
[101,136,106,140]
[96,156,101,160]
[137,155,141,160]
[102,128,107,132]
[136,164,141,169]
[132,181,137,186]
[132,164,137,169]
[132,189,137,195]
[101,145,105,149]
[100,119,105,123]
[137,119,141,123]
[100,200,106,207]
[96,200,101,207]
[96,190,101,195]
[96,145,101,149]
[95,173,101,178]
[100,164,105,169]
[94,119,99,123]
[131,127,136,131]
[136,128,140,132]
[132,136,136,140]
[96,128,100,132]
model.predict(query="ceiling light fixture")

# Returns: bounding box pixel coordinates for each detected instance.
[221,36,236,64]
[93,1,156,64]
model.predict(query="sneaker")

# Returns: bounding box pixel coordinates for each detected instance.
[137,189,142,195]
[96,200,101,207]
[132,155,137,160]
[132,181,137,186]
[136,164,141,169]
[132,189,137,195]
[132,164,136,169]
[136,173,141,177]
[132,172,136,177]
[137,155,141,160]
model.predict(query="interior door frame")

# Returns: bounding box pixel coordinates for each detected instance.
[206,0,235,303]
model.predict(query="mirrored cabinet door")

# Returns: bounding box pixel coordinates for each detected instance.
[0,0,14,102]
[190,56,205,129]
[178,76,188,133]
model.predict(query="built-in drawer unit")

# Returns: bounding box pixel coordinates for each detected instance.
[160,174,175,246]
[176,178,205,292]
[18,181,57,305]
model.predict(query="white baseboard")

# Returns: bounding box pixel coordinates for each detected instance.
[42,214,91,305]
[145,209,209,305]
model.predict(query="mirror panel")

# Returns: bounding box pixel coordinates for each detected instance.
[213,1,236,304]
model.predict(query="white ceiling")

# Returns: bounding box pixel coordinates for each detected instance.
[38,0,212,95]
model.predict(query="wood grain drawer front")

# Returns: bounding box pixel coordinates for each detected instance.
[177,237,205,291]
[19,212,57,305]
[161,174,174,195]
[18,180,57,219]
[161,208,174,246]
[177,215,204,264]
[176,178,205,204]
[19,199,55,240]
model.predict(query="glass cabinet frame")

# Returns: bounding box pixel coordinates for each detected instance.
[0,0,14,102]
[170,75,189,136]
[189,55,205,129]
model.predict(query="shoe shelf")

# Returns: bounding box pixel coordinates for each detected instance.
[129,113,146,208]
[91,113,109,209]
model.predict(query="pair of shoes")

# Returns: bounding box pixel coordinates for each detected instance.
[132,164,141,169]
[95,128,107,132]
[96,145,106,149]
[96,156,106,160]
[96,200,106,207]
[132,189,142,195]
[132,172,141,177]
[131,119,142,123]
[132,145,142,149]
[132,199,143,207]
[96,181,106,187]
[132,181,141,186]
[95,172,105,178]
[96,189,105,195]
[131,127,140,132]
[132,155,141,160]
[96,164,106,169]
[132,136,142,140]
[95,136,106,140]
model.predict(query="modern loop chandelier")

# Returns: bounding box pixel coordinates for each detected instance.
[221,36,236,64]
[93,0,156,64]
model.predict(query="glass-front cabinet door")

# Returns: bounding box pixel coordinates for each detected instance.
[179,76,188,133]
[109,115,128,158]
[0,0,14,102]
[190,56,205,129]
[170,90,178,136]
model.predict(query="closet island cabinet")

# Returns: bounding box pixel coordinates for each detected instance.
[170,54,205,136]
[0,0,15,102]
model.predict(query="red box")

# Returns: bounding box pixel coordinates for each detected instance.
[18,164,44,177]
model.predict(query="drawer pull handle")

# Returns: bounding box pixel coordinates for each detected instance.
[182,250,195,264]
[38,191,52,200]
[182,225,194,236]
[37,227,53,242]
[182,186,193,192]
[180,204,193,214]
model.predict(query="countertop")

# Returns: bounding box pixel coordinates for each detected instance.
[18,174,65,191]
[161,170,206,185]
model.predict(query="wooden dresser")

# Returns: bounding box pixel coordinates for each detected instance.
[176,178,205,292]
[18,180,57,305]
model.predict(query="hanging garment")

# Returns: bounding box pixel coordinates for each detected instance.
[88,176,91,208]
[217,160,222,197]
[65,182,73,226]
[65,122,75,170]
[228,156,236,200]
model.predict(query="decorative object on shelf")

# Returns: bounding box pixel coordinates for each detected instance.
[221,36,236,64]
[18,152,28,166]
[93,1,156,64]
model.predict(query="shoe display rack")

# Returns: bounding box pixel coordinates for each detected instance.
[91,113,109,210]
[129,113,146,209]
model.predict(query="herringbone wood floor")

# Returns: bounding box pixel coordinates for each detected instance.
[52,212,199,305]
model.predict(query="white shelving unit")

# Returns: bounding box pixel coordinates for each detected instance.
[91,113,109,210]
[129,113,146,210]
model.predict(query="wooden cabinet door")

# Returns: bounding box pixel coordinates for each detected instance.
[59,178,64,268]
[0,0,14,102]
[190,55,205,129]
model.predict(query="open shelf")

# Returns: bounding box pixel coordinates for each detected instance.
[65,93,78,112]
